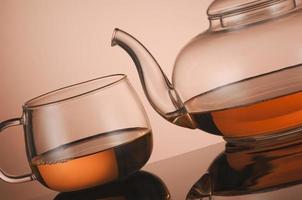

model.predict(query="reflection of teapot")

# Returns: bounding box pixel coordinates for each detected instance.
[186,134,302,199]
[111,0,302,144]
[54,171,170,200]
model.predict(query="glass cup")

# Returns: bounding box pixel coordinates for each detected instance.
[0,74,152,192]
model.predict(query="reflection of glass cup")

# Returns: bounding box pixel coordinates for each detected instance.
[54,171,171,200]
[0,74,152,192]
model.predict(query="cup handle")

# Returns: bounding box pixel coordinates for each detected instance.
[0,118,35,183]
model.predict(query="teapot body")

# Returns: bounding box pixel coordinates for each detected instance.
[172,5,302,140]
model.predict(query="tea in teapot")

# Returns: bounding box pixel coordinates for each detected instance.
[184,65,302,139]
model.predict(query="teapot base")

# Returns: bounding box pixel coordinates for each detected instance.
[224,126,302,152]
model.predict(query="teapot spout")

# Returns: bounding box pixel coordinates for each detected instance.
[111,28,195,129]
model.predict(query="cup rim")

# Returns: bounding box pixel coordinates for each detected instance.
[24,74,127,109]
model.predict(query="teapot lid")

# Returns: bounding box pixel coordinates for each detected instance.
[207,0,298,29]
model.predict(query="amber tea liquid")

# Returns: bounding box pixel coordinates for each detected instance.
[30,127,152,192]
[184,65,302,139]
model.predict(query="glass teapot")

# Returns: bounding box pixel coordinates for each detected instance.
[111,0,302,144]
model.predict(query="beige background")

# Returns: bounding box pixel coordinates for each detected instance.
[0,0,222,176]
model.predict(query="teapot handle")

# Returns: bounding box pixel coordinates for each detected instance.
[0,118,35,183]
